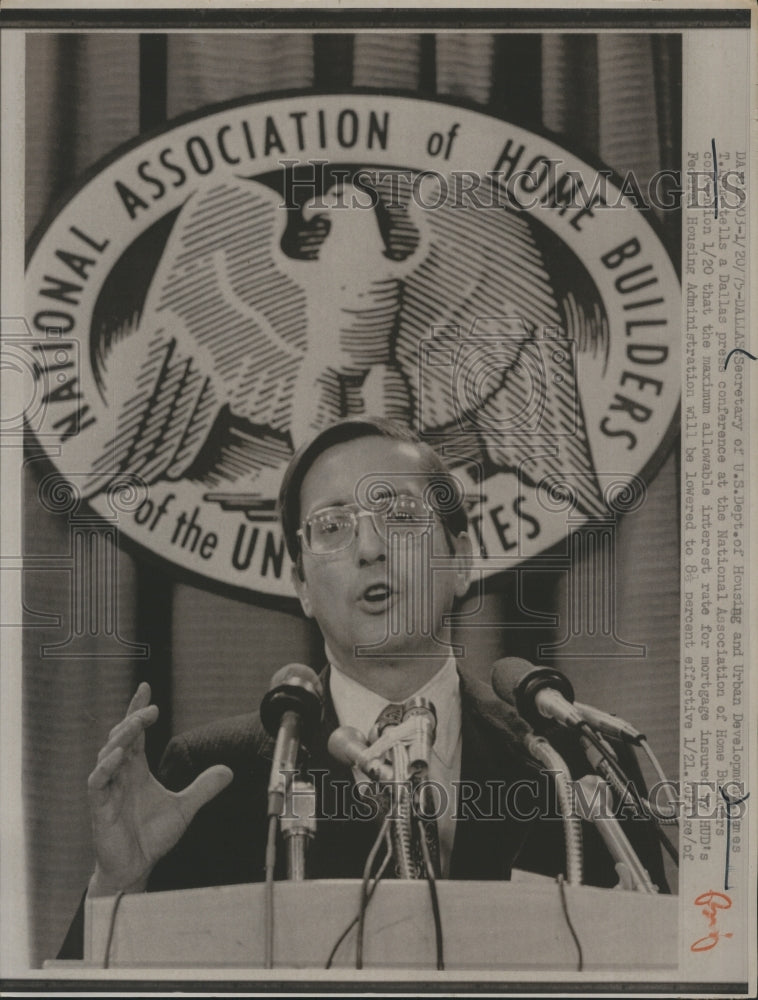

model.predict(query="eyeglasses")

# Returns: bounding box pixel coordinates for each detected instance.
[298,494,437,555]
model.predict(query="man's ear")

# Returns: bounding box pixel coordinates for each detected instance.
[291,563,314,618]
[453,531,473,598]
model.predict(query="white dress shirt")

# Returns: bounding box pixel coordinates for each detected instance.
[328,656,462,876]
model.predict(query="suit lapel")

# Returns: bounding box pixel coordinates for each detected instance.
[303,666,387,878]
[449,675,539,880]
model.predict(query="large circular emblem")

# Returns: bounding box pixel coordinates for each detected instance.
[25,94,680,597]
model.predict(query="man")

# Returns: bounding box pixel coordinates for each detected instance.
[60,417,667,956]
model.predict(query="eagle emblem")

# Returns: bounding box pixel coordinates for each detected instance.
[85,168,608,519]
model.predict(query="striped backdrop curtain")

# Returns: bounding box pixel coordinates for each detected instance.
[23,31,681,965]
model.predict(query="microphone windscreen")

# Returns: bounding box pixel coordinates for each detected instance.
[268,662,322,694]
[491,657,538,705]
[492,658,576,730]
[260,663,323,738]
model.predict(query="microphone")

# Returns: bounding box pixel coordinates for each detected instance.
[328,726,394,782]
[575,775,658,893]
[402,697,437,776]
[573,700,642,743]
[260,663,323,817]
[369,702,405,743]
[402,698,441,875]
[491,658,643,743]
[280,779,317,880]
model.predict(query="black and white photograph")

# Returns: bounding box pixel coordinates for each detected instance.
[0,1,755,994]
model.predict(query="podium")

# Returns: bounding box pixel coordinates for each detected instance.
[82,873,678,970]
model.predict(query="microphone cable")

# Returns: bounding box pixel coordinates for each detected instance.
[640,737,679,826]
[356,814,393,970]
[587,737,678,825]
[416,817,444,970]
[102,890,126,969]
[580,723,679,866]
[555,874,583,971]
[324,817,392,969]
[579,723,647,813]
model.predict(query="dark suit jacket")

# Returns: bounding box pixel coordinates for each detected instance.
[59,668,668,958]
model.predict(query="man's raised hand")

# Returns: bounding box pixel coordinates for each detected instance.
[87,682,233,897]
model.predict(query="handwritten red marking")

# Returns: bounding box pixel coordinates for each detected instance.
[691,890,733,952]
[691,930,734,952]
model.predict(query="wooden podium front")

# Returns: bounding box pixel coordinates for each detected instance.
[83,874,678,970]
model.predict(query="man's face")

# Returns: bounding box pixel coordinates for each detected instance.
[292,436,471,675]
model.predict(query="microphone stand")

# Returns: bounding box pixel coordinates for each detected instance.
[369,707,418,881]
[281,779,316,881]
[259,664,323,968]
[576,775,658,893]
[524,733,584,886]
[389,741,417,879]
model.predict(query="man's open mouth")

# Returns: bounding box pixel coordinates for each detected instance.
[361,583,393,603]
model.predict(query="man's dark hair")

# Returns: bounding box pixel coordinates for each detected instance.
[278,417,468,573]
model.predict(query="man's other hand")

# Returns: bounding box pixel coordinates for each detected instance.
[86,682,233,896]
